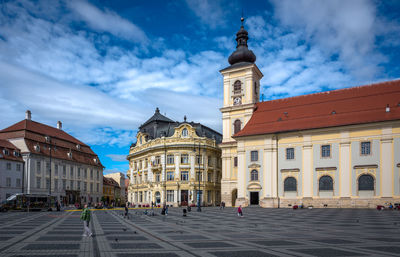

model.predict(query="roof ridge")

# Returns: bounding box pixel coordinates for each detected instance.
[261,79,400,107]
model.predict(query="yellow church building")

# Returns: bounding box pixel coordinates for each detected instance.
[220,19,400,208]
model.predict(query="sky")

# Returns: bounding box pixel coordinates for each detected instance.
[1,0,400,175]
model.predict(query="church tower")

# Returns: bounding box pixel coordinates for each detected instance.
[219,18,263,206]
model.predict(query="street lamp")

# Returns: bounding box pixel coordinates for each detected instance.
[194,140,202,212]
[164,137,167,206]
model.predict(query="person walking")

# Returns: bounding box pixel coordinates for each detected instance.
[80,204,93,237]
[237,205,243,217]
[124,203,129,218]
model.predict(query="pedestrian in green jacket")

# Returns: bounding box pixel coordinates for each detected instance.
[80,204,92,237]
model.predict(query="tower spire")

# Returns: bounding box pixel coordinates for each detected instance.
[227,17,256,65]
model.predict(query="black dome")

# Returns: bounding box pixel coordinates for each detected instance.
[228,20,256,65]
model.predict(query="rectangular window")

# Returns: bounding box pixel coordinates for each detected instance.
[78,168,81,178]
[321,145,331,158]
[181,154,189,164]
[361,141,371,155]
[196,172,203,182]
[90,169,93,179]
[84,169,87,178]
[70,167,73,178]
[36,177,41,188]
[6,177,11,187]
[16,163,21,171]
[207,190,212,203]
[155,174,160,182]
[208,172,212,182]
[96,183,99,192]
[196,155,202,165]
[36,161,41,173]
[84,182,87,191]
[251,151,258,162]
[181,171,189,181]
[16,178,21,187]
[234,157,238,167]
[6,163,11,170]
[167,190,174,202]
[286,148,295,160]
[77,181,81,190]
[46,178,50,189]
[144,159,148,168]
[90,183,93,193]
[70,180,74,190]
[62,179,66,189]
[54,179,58,190]
[167,171,174,181]
[97,170,100,179]
[63,165,66,177]
[167,155,174,164]
[46,162,50,173]
[54,164,58,176]
[154,156,160,165]
[208,156,211,166]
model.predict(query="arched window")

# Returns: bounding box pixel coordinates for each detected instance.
[233,80,241,94]
[284,177,297,192]
[319,176,333,191]
[234,120,241,134]
[250,170,258,181]
[182,128,188,137]
[358,174,374,191]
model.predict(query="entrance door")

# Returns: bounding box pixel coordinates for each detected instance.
[250,192,259,205]
[155,192,161,204]
[180,190,188,206]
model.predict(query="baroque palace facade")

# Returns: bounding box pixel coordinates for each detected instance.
[127,108,222,207]
[220,20,400,208]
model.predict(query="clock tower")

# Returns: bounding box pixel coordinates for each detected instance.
[219,17,263,206]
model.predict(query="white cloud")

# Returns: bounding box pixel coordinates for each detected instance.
[106,154,128,162]
[67,0,148,44]
[185,0,228,29]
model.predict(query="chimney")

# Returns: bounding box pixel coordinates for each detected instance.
[25,110,31,120]
[57,121,62,130]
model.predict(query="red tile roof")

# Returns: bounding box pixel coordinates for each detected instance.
[0,139,23,162]
[103,177,120,188]
[234,80,400,137]
[0,119,103,167]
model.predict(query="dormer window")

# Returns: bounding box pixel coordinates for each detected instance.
[93,158,98,164]
[44,136,50,143]
[34,144,40,152]
[76,144,81,150]
[13,150,20,157]
[67,150,72,159]
[3,149,9,155]
[233,80,241,94]
[182,128,188,137]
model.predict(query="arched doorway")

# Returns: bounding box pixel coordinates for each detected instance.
[155,191,161,204]
[231,189,237,207]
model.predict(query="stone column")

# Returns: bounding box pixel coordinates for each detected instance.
[339,131,351,198]
[302,135,313,198]
[381,127,393,197]
[236,141,247,206]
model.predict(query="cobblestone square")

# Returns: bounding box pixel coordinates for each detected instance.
[0,207,399,257]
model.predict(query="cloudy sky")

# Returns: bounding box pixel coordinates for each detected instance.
[1,0,399,174]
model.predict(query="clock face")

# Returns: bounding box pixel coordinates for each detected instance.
[233,97,242,105]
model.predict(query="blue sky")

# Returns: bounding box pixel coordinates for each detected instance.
[1,0,400,175]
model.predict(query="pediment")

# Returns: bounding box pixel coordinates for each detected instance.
[248,163,261,168]
[247,182,262,190]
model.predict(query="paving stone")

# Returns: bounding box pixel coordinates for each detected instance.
[312,239,357,244]
[293,248,365,256]
[106,236,148,241]
[250,240,303,246]
[110,243,162,249]
[184,242,237,248]
[36,236,82,241]
[209,250,279,257]
[167,235,209,240]
[116,253,179,257]
[364,246,400,254]
[22,244,80,250]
